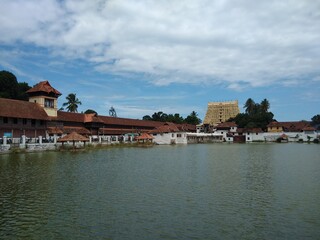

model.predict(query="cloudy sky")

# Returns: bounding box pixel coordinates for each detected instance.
[1,0,319,121]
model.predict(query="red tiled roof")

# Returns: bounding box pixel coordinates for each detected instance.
[267,121,312,132]
[99,128,139,135]
[62,126,91,135]
[0,98,49,120]
[243,128,264,133]
[98,115,163,128]
[302,126,316,131]
[84,113,104,123]
[47,127,63,134]
[55,111,85,122]
[58,132,89,142]
[135,133,154,140]
[216,122,238,129]
[149,125,177,134]
[26,81,61,96]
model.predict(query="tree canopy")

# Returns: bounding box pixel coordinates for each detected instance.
[62,93,82,112]
[0,70,31,100]
[142,111,202,125]
[84,109,97,114]
[311,114,320,130]
[228,98,274,130]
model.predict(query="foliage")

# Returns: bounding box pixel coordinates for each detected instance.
[0,70,31,100]
[184,111,202,125]
[62,93,82,112]
[228,98,274,130]
[142,111,202,125]
[311,114,320,130]
[84,109,97,114]
[311,114,320,126]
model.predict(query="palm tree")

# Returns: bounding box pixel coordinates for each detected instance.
[260,99,270,113]
[62,93,82,112]
[244,98,255,115]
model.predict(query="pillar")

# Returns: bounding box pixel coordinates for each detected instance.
[39,136,43,145]
[3,136,7,145]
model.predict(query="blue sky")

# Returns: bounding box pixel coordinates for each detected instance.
[0,0,319,121]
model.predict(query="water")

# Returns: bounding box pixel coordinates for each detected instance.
[0,144,319,239]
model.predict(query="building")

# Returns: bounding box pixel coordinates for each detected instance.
[0,80,196,145]
[203,101,239,126]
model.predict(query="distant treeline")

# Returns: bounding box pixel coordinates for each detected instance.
[143,111,202,125]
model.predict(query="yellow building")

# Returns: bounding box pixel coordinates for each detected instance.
[203,101,240,126]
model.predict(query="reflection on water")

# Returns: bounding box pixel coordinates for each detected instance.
[0,144,320,239]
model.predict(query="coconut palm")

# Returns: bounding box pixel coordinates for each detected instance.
[260,99,270,113]
[62,93,82,112]
[244,98,256,115]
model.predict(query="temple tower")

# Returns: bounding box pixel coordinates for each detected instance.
[203,100,239,126]
[26,81,61,117]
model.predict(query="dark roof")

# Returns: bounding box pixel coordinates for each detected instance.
[98,115,163,128]
[27,81,61,96]
[99,128,139,135]
[267,121,312,132]
[243,128,264,133]
[216,122,238,129]
[0,98,49,120]
[55,111,85,123]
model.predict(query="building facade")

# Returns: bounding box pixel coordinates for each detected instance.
[203,101,240,126]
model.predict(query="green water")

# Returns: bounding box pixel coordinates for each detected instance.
[0,144,320,239]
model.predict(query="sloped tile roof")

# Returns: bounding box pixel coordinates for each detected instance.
[55,111,85,122]
[216,122,238,129]
[0,98,49,120]
[267,121,312,132]
[135,133,154,140]
[98,115,163,128]
[84,113,104,123]
[99,128,139,135]
[58,131,89,142]
[26,81,61,96]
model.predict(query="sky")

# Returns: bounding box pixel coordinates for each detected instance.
[0,0,319,121]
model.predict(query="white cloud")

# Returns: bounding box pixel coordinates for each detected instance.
[1,0,319,88]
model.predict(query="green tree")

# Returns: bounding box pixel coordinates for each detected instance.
[260,99,270,113]
[142,115,152,121]
[84,109,97,114]
[17,82,31,100]
[311,114,320,125]
[184,111,202,125]
[0,70,19,99]
[62,93,82,112]
[244,98,256,115]
[311,114,320,130]
[229,98,274,130]
[0,70,31,100]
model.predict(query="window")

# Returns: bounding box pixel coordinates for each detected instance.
[172,133,175,137]
[13,118,18,124]
[40,120,44,126]
[31,119,36,126]
[23,118,27,125]
[3,117,8,124]
[44,98,54,108]
[177,134,182,138]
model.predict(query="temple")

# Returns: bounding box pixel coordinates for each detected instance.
[0,81,195,140]
[203,100,240,126]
